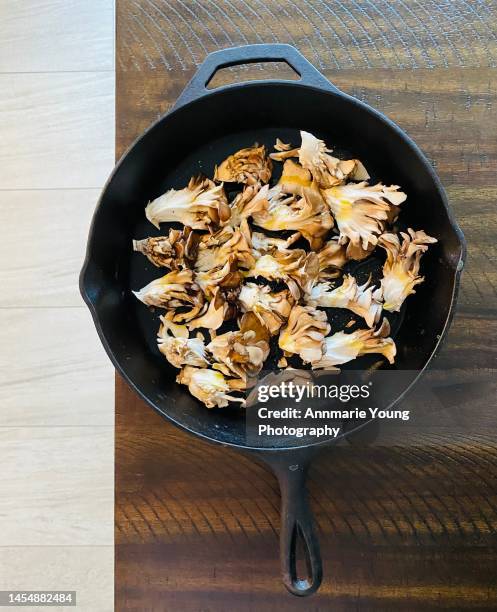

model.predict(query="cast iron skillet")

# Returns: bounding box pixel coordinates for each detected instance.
[80,44,466,596]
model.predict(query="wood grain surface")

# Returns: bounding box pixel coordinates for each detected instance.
[115,1,497,609]
[0,2,115,609]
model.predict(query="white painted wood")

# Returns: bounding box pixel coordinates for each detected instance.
[0,308,114,427]
[0,546,113,611]
[0,72,115,189]
[0,1,115,606]
[0,189,101,307]
[0,0,114,73]
[0,427,113,546]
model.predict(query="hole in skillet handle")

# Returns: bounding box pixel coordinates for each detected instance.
[291,523,316,592]
[172,43,340,112]
[207,61,300,89]
[273,458,323,596]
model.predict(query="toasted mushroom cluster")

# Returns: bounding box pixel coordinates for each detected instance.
[133,134,436,407]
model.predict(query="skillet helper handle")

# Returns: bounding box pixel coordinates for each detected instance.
[276,461,322,596]
[173,43,339,110]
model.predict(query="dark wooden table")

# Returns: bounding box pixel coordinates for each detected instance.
[115,2,497,609]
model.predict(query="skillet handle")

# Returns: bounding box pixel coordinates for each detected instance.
[271,458,323,597]
[173,43,339,111]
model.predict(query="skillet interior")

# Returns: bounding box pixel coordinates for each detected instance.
[82,82,463,448]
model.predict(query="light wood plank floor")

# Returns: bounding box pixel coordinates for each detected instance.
[0,2,115,610]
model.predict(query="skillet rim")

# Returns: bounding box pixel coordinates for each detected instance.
[80,79,467,453]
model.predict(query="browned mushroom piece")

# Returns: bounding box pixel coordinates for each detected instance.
[196,225,255,273]
[176,366,245,408]
[247,247,319,300]
[195,256,244,304]
[133,226,200,269]
[157,315,209,368]
[275,159,313,195]
[188,287,233,331]
[251,230,301,255]
[298,130,369,188]
[270,139,300,161]
[145,176,230,230]
[207,312,270,388]
[278,305,330,364]
[238,282,293,336]
[378,228,437,312]
[214,144,272,185]
[316,237,348,279]
[252,184,332,251]
[228,183,269,226]
[312,318,396,369]
[306,274,383,328]
[274,138,294,152]
[239,311,271,343]
[322,180,407,260]
[133,269,204,322]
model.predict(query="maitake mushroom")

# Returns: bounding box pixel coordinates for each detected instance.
[132,227,199,269]
[248,248,319,300]
[316,237,348,279]
[323,181,407,259]
[176,366,244,408]
[307,274,383,327]
[251,230,301,255]
[207,312,270,387]
[157,315,209,368]
[214,144,272,185]
[228,183,269,227]
[145,176,230,230]
[312,318,396,369]
[298,130,369,188]
[195,225,254,273]
[378,228,437,312]
[269,138,300,161]
[276,159,313,195]
[133,269,204,321]
[252,185,332,250]
[238,282,293,335]
[188,287,234,331]
[279,305,330,363]
[195,256,243,302]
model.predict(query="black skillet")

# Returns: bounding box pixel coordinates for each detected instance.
[80,44,466,596]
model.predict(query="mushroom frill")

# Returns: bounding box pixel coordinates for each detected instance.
[214,144,272,185]
[132,132,436,408]
[251,184,333,250]
[307,274,383,328]
[145,176,230,230]
[158,312,270,408]
[312,318,397,369]
[379,229,437,312]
